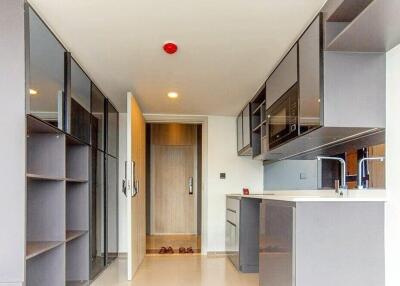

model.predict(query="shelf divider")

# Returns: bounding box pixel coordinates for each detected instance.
[26,241,64,260]
[66,231,87,243]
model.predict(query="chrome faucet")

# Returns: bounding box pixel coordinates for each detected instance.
[317,156,347,193]
[357,157,385,189]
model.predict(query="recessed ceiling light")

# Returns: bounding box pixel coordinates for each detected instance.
[29,89,38,95]
[167,92,178,99]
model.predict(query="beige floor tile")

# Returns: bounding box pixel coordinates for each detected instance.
[91,256,258,286]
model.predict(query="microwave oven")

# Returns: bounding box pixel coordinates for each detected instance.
[267,83,299,149]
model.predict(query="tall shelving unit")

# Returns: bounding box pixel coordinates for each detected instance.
[26,115,89,286]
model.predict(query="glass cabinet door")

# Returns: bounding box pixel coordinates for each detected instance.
[70,59,91,143]
[243,104,251,147]
[237,113,243,152]
[106,155,118,264]
[28,7,66,128]
[90,149,106,279]
[299,15,322,134]
[91,85,105,151]
[107,102,118,157]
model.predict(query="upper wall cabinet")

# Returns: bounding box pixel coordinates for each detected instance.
[70,58,91,144]
[324,0,400,52]
[237,103,252,156]
[299,15,322,134]
[91,85,105,151]
[27,7,66,128]
[243,11,385,161]
[107,102,118,157]
[265,45,298,109]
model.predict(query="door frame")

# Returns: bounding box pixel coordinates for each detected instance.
[126,92,133,279]
[149,124,198,235]
[143,114,208,255]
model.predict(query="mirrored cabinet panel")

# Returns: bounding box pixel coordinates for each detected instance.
[91,85,105,151]
[70,58,91,143]
[27,7,65,128]
[107,102,118,157]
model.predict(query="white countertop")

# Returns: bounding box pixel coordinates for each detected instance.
[227,189,387,202]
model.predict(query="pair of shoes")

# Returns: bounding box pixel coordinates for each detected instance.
[178,247,194,254]
[159,246,174,254]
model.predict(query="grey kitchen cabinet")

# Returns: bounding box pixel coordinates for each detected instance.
[242,104,251,147]
[226,196,260,273]
[237,103,252,156]
[258,11,385,161]
[237,113,243,152]
[266,44,298,109]
[299,15,322,134]
[260,201,294,286]
[259,200,385,286]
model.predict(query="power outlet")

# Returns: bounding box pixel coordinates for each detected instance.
[300,172,307,180]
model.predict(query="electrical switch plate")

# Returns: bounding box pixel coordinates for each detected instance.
[220,173,226,179]
[300,172,307,180]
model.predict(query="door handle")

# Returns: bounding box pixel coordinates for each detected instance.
[131,161,138,197]
[122,161,130,197]
[123,160,138,197]
[189,177,193,195]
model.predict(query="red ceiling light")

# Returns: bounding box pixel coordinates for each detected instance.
[163,42,178,54]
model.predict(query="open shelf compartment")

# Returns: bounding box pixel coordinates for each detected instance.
[66,182,89,232]
[325,0,400,52]
[27,180,65,243]
[66,232,89,285]
[66,137,89,182]
[26,243,65,286]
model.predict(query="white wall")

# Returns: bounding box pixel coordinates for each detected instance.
[205,116,263,253]
[118,113,128,254]
[385,44,400,286]
[121,114,264,254]
[0,1,26,284]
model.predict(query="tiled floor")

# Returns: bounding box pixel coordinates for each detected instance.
[91,256,258,286]
[146,234,201,254]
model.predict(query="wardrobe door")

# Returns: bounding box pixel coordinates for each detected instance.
[70,59,91,143]
[90,149,105,279]
[91,85,105,151]
[27,7,66,128]
[107,102,118,157]
[106,155,118,264]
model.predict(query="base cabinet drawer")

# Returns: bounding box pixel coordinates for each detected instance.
[226,197,240,212]
[226,197,260,273]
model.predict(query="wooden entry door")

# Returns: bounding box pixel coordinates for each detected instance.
[126,94,146,279]
[150,124,197,234]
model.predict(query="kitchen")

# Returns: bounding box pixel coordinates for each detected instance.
[229,0,389,285]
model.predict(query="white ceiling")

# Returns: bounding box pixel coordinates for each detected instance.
[29,0,327,115]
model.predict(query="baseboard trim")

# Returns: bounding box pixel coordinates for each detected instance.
[118,252,128,258]
[207,251,227,257]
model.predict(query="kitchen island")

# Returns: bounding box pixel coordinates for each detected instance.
[227,190,386,286]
